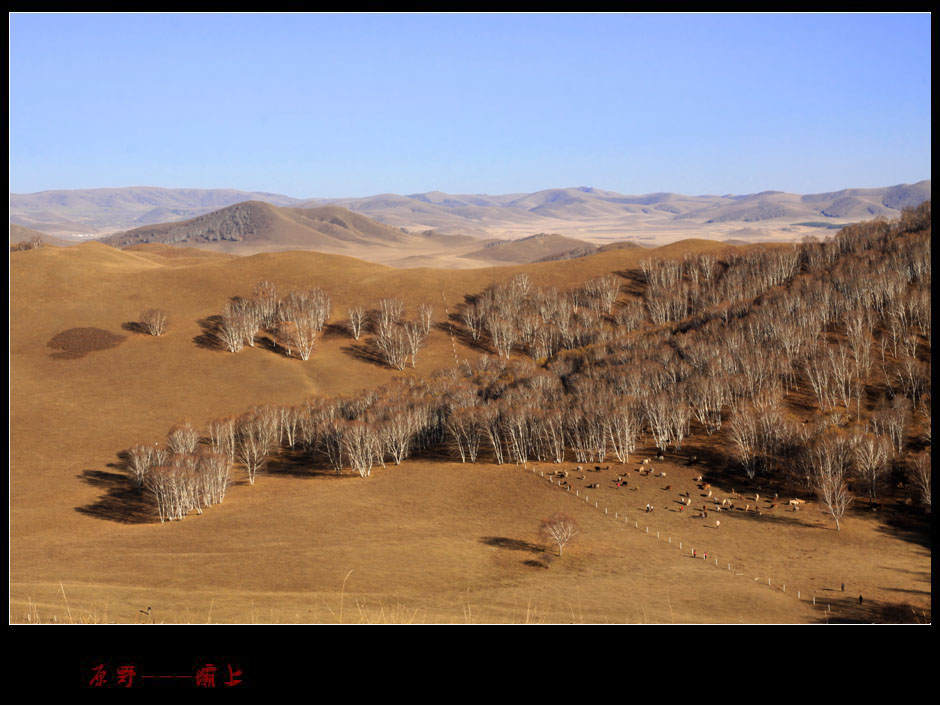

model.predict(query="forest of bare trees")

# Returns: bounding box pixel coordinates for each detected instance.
[119,203,930,524]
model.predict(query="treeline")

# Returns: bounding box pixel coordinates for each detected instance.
[122,202,930,524]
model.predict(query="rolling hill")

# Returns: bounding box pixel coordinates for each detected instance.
[10,224,931,625]
[99,202,413,252]
[13,182,930,243]
[10,186,304,235]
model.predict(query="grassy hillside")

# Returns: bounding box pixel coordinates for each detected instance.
[10,222,931,624]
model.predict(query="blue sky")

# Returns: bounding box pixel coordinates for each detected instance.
[9,12,931,197]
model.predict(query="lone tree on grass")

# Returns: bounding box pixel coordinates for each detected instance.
[539,512,580,557]
[140,309,168,336]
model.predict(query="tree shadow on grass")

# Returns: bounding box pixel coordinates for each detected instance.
[265,450,346,479]
[717,507,821,530]
[75,469,155,524]
[812,594,929,624]
[480,537,554,568]
[435,317,492,354]
[193,315,225,351]
[340,342,391,369]
[254,335,294,359]
[121,321,150,335]
[871,503,931,550]
[480,536,544,553]
[321,322,350,341]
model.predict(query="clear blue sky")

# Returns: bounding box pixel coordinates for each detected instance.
[9,12,931,198]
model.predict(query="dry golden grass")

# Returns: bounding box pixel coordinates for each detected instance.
[9,240,930,624]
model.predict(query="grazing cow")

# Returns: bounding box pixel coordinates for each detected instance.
[707,490,712,498]
[788,499,806,506]
[715,520,720,529]
[577,466,583,472]
[694,475,703,482]
[664,485,672,491]
[642,459,650,465]
[703,483,711,491]
[658,471,667,478]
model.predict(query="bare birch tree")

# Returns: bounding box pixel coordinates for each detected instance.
[539,513,580,557]
[140,308,168,336]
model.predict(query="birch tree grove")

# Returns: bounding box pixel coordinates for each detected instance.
[116,203,930,532]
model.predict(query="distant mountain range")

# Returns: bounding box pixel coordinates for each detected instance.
[10,181,930,239]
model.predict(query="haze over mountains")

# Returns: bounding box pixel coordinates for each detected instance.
[12,181,930,242]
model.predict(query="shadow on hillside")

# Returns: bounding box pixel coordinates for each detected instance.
[321,322,349,341]
[120,321,150,335]
[480,536,544,553]
[871,503,931,549]
[812,594,929,624]
[437,316,493,355]
[254,335,293,359]
[613,268,646,297]
[75,469,155,524]
[340,342,391,369]
[193,315,225,351]
[266,450,345,478]
[716,507,820,530]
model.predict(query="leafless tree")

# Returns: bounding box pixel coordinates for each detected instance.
[236,411,275,485]
[342,419,380,477]
[224,299,262,348]
[810,431,854,531]
[373,321,408,370]
[167,421,200,455]
[539,513,580,557]
[417,303,434,336]
[140,309,168,336]
[126,444,155,492]
[196,449,232,505]
[908,451,931,510]
[851,431,891,504]
[403,320,428,368]
[348,305,367,340]
[207,417,237,463]
[253,280,280,329]
[729,404,760,478]
[217,313,246,353]
[378,297,405,331]
[461,301,486,342]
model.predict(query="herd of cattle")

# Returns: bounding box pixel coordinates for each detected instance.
[538,456,809,519]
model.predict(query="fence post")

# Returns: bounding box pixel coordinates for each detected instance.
[679,542,682,550]
[798,591,801,600]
